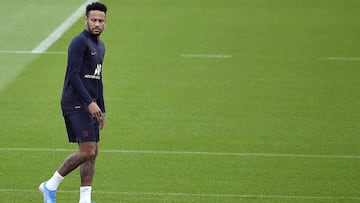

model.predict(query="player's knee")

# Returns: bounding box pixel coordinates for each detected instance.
[79,142,98,160]
[80,149,97,160]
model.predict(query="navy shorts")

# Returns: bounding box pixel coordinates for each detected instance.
[64,112,100,143]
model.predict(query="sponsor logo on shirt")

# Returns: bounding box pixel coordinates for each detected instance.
[84,64,102,80]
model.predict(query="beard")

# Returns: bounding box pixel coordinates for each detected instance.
[87,24,104,36]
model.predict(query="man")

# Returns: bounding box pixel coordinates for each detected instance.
[39,2,108,203]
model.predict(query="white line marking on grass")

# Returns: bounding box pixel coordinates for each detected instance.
[181,54,232,58]
[0,50,66,55]
[0,1,94,93]
[1,147,359,159]
[31,0,96,54]
[326,57,360,61]
[1,189,359,201]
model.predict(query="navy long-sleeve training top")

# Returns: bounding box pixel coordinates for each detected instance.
[61,29,105,116]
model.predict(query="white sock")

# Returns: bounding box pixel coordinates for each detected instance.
[45,171,64,190]
[79,186,92,203]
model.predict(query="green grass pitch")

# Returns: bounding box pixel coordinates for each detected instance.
[1,0,360,202]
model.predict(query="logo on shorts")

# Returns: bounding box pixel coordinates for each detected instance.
[82,130,89,137]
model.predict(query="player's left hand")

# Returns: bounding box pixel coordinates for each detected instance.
[98,113,105,130]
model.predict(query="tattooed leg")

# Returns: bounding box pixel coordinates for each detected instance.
[57,142,98,178]
[57,152,85,176]
[80,142,98,186]
[80,156,96,186]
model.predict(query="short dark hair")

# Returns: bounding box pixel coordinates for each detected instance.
[86,2,107,16]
